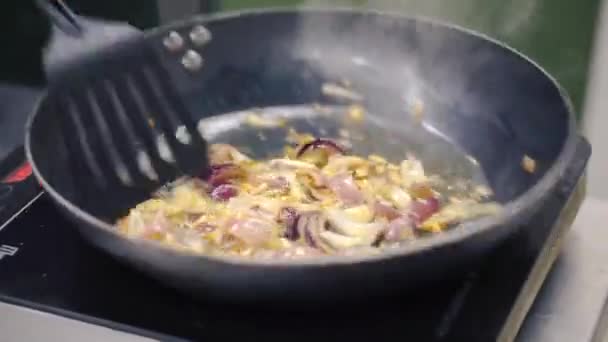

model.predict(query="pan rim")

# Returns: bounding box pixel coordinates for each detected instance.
[25,7,578,267]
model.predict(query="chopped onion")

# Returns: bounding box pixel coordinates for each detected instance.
[119,139,502,258]
[228,217,273,246]
[374,201,401,220]
[211,184,238,201]
[326,173,365,205]
[384,216,415,242]
[409,197,440,225]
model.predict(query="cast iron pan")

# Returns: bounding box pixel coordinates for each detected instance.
[26,9,582,302]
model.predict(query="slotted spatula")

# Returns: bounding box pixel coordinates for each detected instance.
[38,0,209,218]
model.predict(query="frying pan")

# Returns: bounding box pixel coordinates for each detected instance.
[25,8,585,302]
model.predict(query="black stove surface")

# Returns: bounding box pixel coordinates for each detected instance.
[0,138,590,342]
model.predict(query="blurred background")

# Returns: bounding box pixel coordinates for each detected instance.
[0,0,606,196]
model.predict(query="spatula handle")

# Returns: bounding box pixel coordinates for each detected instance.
[35,0,141,83]
[35,0,83,37]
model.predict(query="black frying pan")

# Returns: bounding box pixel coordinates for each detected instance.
[26,8,585,302]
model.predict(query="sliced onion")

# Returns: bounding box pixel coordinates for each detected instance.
[228,217,273,247]
[320,231,365,249]
[211,184,239,201]
[296,139,345,158]
[374,201,401,220]
[296,211,331,251]
[384,216,415,242]
[326,173,365,205]
[343,205,374,223]
[326,208,385,243]
[409,197,440,225]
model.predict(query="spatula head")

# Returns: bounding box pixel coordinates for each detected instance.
[46,20,209,220]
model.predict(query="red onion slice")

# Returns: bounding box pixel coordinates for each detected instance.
[409,197,440,225]
[296,139,345,158]
[384,216,415,242]
[326,173,365,205]
[374,201,402,220]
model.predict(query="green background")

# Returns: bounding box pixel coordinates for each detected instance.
[218,0,600,118]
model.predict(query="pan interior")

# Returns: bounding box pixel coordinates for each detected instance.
[29,10,572,221]
[175,11,570,205]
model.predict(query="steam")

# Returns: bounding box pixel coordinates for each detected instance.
[286,0,540,123]
[295,0,539,38]
[272,0,541,179]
